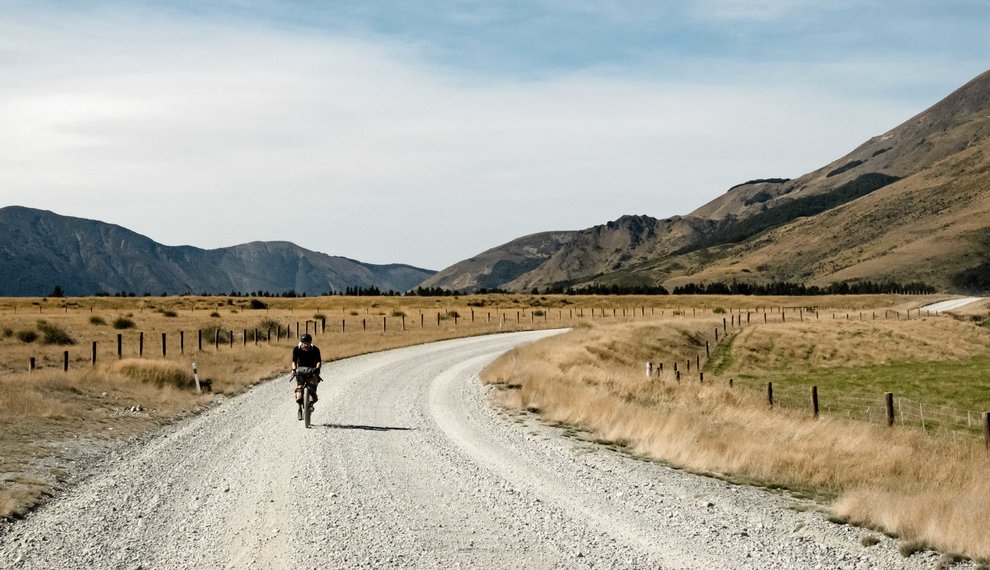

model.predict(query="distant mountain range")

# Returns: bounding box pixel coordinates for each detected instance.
[0,206,434,296]
[422,68,990,294]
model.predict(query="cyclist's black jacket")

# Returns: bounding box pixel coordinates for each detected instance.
[293,346,322,369]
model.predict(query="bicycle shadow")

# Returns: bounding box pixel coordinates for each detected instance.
[315,422,415,432]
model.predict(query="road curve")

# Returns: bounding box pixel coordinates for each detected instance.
[0,331,950,569]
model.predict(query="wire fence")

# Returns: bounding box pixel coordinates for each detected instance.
[755,381,989,439]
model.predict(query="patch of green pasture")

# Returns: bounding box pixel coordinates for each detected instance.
[704,332,737,375]
[733,355,990,411]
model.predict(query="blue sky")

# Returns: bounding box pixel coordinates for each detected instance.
[2,1,989,269]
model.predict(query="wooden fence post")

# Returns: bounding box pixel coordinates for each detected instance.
[984,412,990,453]
[363,319,367,331]
[811,386,819,418]
[198,330,203,351]
[180,331,185,354]
[885,392,895,426]
[139,332,144,357]
[383,317,387,333]
[63,351,69,372]
[117,334,123,359]
[646,361,653,378]
[767,382,773,409]
[162,332,167,356]
[706,341,710,358]
[699,372,704,383]
[192,362,202,395]
[229,330,234,348]
[243,330,247,346]
[92,341,97,365]
[29,356,35,372]
[215,329,220,350]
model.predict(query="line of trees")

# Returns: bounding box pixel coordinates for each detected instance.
[671,280,937,296]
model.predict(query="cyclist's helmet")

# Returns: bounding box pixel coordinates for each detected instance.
[300,333,313,343]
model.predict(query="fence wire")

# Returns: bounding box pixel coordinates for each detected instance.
[757,382,987,438]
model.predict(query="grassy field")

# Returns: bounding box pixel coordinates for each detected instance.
[481,304,990,561]
[0,293,953,520]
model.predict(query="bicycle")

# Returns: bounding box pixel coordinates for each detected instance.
[292,366,320,428]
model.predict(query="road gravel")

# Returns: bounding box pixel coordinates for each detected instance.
[0,330,967,568]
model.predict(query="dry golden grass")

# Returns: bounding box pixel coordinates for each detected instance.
[482,318,990,561]
[725,318,990,373]
[0,293,946,520]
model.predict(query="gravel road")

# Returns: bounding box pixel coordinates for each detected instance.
[0,330,963,569]
[920,297,985,313]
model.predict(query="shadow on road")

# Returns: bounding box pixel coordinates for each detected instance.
[315,423,415,432]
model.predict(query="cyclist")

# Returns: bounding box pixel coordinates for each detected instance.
[291,333,322,420]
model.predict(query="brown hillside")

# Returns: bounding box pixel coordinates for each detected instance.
[660,135,990,290]
[424,68,990,293]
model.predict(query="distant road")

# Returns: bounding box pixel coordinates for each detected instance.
[919,297,985,313]
[0,331,953,569]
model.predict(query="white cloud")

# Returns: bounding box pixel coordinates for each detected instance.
[0,8,928,268]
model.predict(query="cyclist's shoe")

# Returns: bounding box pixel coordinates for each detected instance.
[307,404,315,414]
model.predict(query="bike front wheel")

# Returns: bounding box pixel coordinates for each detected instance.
[303,382,312,428]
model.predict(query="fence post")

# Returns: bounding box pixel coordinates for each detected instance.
[162,332,167,356]
[255,329,259,345]
[29,357,35,372]
[811,386,819,418]
[363,319,367,331]
[229,330,234,348]
[984,412,990,453]
[139,332,144,357]
[767,382,773,409]
[706,341,710,358]
[715,328,719,341]
[92,341,97,366]
[180,331,185,354]
[117,334,123,359]
[383,317,387,333]
[675,370,680,382]
[885,393,895,426]
[646,361,653,378]
[198,330,203,351]
[192,362,202,395]
[215,329,220,350]
[63,351,69,372]
[699,372,704,383]
[243,330,247,346]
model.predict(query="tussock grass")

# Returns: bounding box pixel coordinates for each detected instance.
[482,319,990,561]
[111,359,196,389]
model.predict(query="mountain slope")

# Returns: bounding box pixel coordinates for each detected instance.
[0,207,434,296]
[429,68,990,293]
[418,230,578,292]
